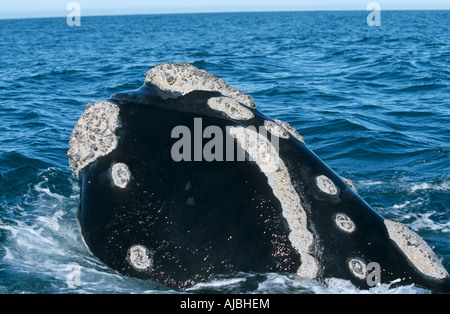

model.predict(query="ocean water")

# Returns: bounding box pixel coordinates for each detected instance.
[0,11,449,294]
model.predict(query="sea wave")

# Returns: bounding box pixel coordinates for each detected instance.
[187,272,429,294]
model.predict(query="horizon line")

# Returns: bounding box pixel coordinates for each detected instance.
[1,8,450,21]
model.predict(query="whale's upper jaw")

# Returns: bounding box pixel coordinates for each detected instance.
[111,63,259,122]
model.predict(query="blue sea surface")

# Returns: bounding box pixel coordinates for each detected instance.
[0,11,449,294]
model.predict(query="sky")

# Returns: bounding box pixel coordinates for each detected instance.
[0,0,449,19]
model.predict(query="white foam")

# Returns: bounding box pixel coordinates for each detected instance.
[313,278,430,294]
[357,180,384,186]
[187,272,431,294]
[36,210,64,232]
[411,181,450,193]
[188,277,247,291]
[385,196,449,233]
[409,212,450,234]
[34,183,65,202]
[391,201,411,209]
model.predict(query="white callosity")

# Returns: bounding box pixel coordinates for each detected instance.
[348,258,368,280]
[145,63,255,108]
[264,120,290,139]
[315,175,339,196]
[273,119,306,144]
[68,101,120,179]
[127,245,153,272]
[111,163,131,188]
[341,177,358,193]
[384,220,448,280]
[228,126,318,279]
[207,96,254,121]
[334,213,356,233]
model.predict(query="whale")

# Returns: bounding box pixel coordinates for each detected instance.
[68,63,449,292]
